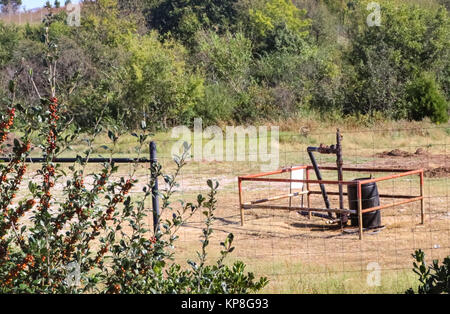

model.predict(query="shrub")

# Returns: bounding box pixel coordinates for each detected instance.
[122,31,205,129]
[406,73,449,124]
[345,1,450,118]
[232,83,279,123]
[0,102,268,293]
[145,0,239,45]
[194,83,238,125]
[247,0,310,38]
[406,249,450,294]
[261,22,309,54]
[0,22,21,67]
[195,30,253,93]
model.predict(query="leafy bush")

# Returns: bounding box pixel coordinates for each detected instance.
[232,83,279,123]
[195,30,253,93]
[406,249,450,294]
[145,0,238,45]
[247,0,310,38]
[345,1,450,120]
[122,31,205,129]
[194,83,238,125]
[406,73,449,124]
[0,22,21,67]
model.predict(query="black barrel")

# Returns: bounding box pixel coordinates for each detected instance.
[347,178,381,228]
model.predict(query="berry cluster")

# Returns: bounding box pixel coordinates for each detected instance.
[3,254,34,286]
[60,170,112,261]
[0,144,30,216]
[46,98,59,155]
[111,284,121,294]
[54,175,87,234]
[121,179,134,195]
[0,108,15,145]
[1,199,36,236]
[39,164,56,212]
[94,244,109,264]
[96,173,107,191]
[62,235,78,261]
[0,240,8,261]
[83,178,136,269]
[104,180,134,221]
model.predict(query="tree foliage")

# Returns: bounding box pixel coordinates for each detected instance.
[248,0,310,38]
[0,0,22,13]
[344,0,449,119]
[0,0,449,128]
[145,0,238,44]
[122,32,204,128]
[406,73,448,124]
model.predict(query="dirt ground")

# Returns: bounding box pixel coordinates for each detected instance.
[374,149,450,178]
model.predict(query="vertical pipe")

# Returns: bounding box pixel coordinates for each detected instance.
[357,182,363,240]
[289,169,293,210]
[336,129,346,228]
[306,168,311,219]
[238,178,244,226]
[420,171,424,225]
[308,150,332,218]
[336,130,344,210]
[150,141,160,233]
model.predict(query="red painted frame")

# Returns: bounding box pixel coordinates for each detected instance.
[238,166,424,240]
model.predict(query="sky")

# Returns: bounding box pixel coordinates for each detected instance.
[21,0,81,10]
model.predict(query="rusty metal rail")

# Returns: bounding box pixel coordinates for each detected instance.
[238,166,424,240]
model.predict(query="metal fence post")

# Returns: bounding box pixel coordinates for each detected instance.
[150,141,160,233]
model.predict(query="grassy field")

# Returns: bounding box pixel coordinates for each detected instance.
[9,119,450,293]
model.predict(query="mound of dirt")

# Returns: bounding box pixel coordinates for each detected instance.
[424,167,450,178]
[376,148,428,158]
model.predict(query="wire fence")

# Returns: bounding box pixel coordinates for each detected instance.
[151,125,449,293]
[5,125,449,293]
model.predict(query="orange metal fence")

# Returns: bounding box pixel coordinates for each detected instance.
[238,166,424,240]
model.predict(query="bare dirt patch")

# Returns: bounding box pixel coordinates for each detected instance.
[370,149,449,177]
[424,166,450,178]
[375,148,428,158]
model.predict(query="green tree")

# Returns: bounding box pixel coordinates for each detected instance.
[195,30,252,92]
[344,0,450,119]
[122,32,204,128]
[0,0,22,13]
[81,0,138,47]
[406,73,448,124]
[145,0,239,45]
[237,0,311,54]
[0,22,21,67]
[248,0,310,38]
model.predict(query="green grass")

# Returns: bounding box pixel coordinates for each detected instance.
[250,260,418,294]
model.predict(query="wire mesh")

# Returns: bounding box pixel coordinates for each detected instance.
[8,125,449,293]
